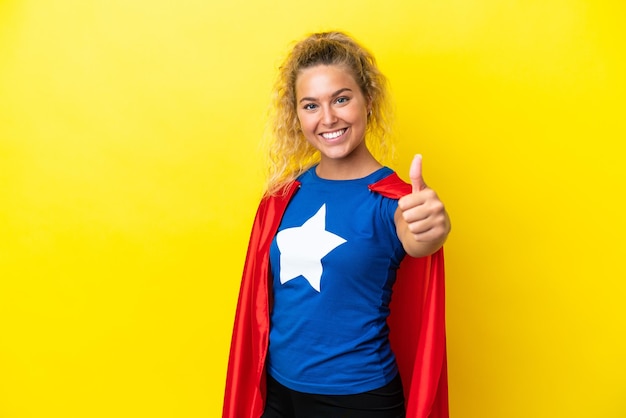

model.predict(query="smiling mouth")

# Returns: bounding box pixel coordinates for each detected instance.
[320,128,347,140]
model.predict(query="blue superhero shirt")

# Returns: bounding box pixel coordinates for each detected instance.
[267,166,406,395]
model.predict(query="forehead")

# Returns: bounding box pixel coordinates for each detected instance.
[295,64,361,97]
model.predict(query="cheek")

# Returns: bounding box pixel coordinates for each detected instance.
[297,114,315,133]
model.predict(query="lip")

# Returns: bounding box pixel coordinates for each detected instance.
[319,127,348,142]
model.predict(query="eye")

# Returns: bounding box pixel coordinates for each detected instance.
[302,103,318,111]
[335,96,349,104]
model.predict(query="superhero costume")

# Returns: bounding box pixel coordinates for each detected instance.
[223,172,448,418]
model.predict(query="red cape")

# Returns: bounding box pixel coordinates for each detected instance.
[223,173,448,418]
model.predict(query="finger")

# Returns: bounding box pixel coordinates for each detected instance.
[410,154,426,192]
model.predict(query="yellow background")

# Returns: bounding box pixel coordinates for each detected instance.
[1,1,624,417]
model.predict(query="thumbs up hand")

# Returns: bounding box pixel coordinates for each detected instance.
[397,154,451,257]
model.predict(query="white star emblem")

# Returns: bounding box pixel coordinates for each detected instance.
[276,204,347,292]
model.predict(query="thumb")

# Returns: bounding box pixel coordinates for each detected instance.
[410,154,426,192]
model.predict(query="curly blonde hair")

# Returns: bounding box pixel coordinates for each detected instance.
[264,31,394,196]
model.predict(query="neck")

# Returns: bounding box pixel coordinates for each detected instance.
[315,151,382,180]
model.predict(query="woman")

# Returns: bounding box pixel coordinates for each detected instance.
[224,31,451,418]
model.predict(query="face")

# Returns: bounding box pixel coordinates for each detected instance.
[295,64,370,164]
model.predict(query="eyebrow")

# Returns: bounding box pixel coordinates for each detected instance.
[298,88,353,103]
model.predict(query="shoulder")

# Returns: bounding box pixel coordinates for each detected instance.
[368,171,411,199]
[261,180,301,205]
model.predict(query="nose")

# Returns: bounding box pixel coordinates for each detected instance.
[321,105,337,126]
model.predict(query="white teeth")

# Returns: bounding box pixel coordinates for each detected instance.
[321,129,346,139]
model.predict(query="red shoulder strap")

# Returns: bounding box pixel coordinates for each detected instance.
[370,173,449,417]
[223,182,299,418]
